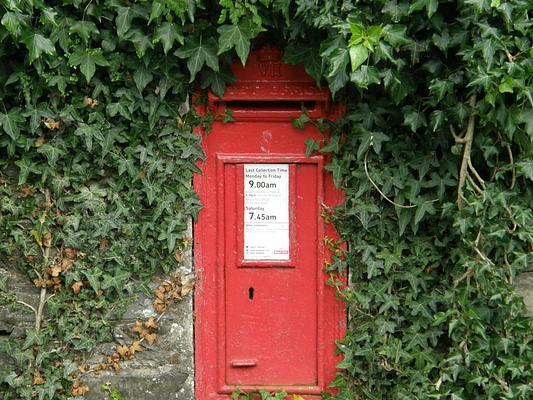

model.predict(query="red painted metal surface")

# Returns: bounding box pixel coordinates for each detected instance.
[194,45,345,399]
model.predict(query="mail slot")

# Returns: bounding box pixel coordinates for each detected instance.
[194,45,345,399]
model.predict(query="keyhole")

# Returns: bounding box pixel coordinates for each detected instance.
[248,287,254,300]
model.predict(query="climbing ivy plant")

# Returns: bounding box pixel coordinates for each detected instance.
[0,0,531,399]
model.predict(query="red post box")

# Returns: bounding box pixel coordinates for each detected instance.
[194,45,345,399]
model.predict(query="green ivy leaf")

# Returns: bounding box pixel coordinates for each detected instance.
[517,108,533,135]
[409,0,437,17]
[74,123,104,152]
[284,43,323,84]
[101,269,131,291]
[383,24,410,47]
[68,48,110,83]
[304,137,320,157]
[133,66,154,93]
[1,11,26,36]
[351,65,380,88]
[70,21,100,44]
[327,47,349,79]
[106,103,131,120]
[201,70,232,98]
[516,161,533,181]
[175,36,219,82]
[429,79,452,101]
[325,158,343,188]
[37,143,64,167]
[217,23,253,65]
[349,45,369,72]
[15,157,41,185]
[154,22,184,54]
[498,76,514,93]
[0,108,24,140]
[21,31,55,63]
[83,269,102,294]
[432,30,450,52]
[116,7,134,38]
[431,110,446,132]
[403,108,427,132]
[292,113,310,130]
[23,329,43,350]
[149,1,165,24]
[414,201,436,226]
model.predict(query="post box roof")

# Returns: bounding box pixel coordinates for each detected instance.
[210,45,330,102]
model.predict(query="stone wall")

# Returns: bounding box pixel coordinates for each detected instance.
[0,225,194,400]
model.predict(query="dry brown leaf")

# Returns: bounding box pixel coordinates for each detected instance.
[154,287,165,300]
[44,118,60,130]
[112,362,121,372]
[153,299,165,314]
[173,248,183,263]
[34,136,45,148]
[144,317,159,331]
[71,281,83,294]
[99,239,109,251]
[20,186,33,198]
[42,232,52,248]
[116,345,130,358]
[64,248,76,259]
[130,340,143,354]
[32,370,45,385]
[33,278,43,288]
[181,279,195,297]
[61,258,74,270]
[38,212,47,225]
[132,320,144,335]
[83,97,99,108]
[144,333,157,345]
[71,380,90,396]
[49,264,62,277]
[51,277,62,291]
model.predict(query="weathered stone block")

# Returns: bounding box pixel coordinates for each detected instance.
[0,266,39,333]
[516,272,533,316]
[83,364,192,400]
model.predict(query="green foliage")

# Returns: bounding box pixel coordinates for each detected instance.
[102,384,123,400]
[1,0,532,399]
[231,389,290,400]
[0,0,206,397]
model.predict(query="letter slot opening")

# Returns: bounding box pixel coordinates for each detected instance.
[209,98,329,120]
[224,100,316,111]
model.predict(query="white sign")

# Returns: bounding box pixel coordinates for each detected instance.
[244,164,289,260]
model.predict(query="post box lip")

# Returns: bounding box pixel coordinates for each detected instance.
[209,83,330,103]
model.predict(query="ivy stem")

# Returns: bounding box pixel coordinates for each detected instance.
[506,144,515,189]
[454,95,478,209]
[35,189,54,331]
[364,151,416,209]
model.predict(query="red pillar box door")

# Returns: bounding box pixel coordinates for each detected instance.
[194,45,345,399]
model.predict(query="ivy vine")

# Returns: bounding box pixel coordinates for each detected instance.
[0,1,532,399]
